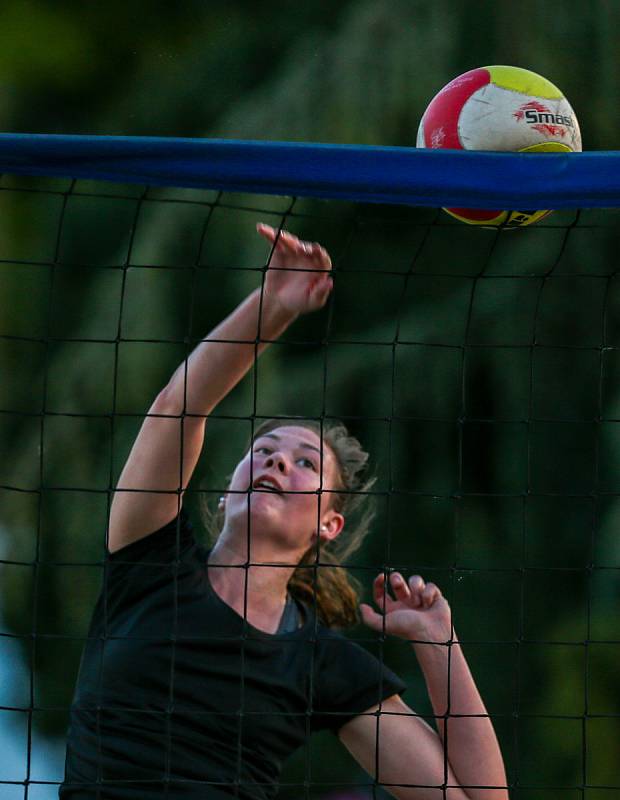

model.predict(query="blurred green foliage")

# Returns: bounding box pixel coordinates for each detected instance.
[0,0,619,795]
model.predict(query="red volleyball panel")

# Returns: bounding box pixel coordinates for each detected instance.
[422,68,491,149]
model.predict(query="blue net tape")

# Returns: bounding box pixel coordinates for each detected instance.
[0,133,618,208]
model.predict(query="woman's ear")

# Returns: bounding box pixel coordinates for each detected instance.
[319,513,345,543]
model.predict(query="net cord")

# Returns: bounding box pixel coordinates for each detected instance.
[0,133,619,208]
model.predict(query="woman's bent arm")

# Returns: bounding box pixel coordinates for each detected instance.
[340,573,509,800]
[108,226,332,552]
[409,630,508,799]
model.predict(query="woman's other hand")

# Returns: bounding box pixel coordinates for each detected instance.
[360,572,453,644]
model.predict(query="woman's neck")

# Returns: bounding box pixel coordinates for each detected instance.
[207,535,303,634]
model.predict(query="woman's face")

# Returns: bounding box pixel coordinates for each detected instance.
[223,425,343,551]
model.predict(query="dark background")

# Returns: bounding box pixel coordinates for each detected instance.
[0,0,619,795]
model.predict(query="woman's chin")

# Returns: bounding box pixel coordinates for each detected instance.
[228,496,284,528]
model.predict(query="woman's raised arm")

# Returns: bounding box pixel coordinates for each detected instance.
[108,224,333,553]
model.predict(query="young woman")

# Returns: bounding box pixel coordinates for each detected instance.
[60,224,508,800]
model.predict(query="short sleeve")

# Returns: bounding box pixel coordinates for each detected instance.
[312,634,407,733]
[108,509,196,564]
[102,510,200,609]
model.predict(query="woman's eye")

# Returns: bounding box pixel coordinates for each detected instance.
[298,458,317,470]
[255,446,271,455]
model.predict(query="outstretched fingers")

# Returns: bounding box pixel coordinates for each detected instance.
[310,242,332,272]
[256,223,301,253]
[256,222,276,241]
[257,223,332,273]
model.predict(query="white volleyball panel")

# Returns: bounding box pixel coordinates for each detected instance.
[458,83,582,152]
[416,116,426,148]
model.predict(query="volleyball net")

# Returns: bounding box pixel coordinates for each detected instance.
[0,135,619,798]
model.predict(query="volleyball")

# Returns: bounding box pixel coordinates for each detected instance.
[416,65,582,227]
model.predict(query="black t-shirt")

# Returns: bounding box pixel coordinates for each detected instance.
[60,512,406,800]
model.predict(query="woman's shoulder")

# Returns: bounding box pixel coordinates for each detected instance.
[106,508,203,565]
[312,621,401,677]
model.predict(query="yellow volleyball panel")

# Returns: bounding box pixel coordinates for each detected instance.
[504,209,552,227]
[486,65,564,99]
[520,142,573,153]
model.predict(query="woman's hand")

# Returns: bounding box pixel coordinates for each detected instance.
[257,223,333,317]
[360,572,453,644]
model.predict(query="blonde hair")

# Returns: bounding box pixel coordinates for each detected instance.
[201,418,376,628]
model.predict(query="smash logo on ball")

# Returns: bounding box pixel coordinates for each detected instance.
[514,100,575,138]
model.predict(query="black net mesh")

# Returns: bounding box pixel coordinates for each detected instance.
[0,172,619,798]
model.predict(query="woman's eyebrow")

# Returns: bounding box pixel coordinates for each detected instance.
[256,432,322,456]
[299,442,321,455]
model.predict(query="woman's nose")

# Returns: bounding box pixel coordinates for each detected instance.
[264,452,287,472]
